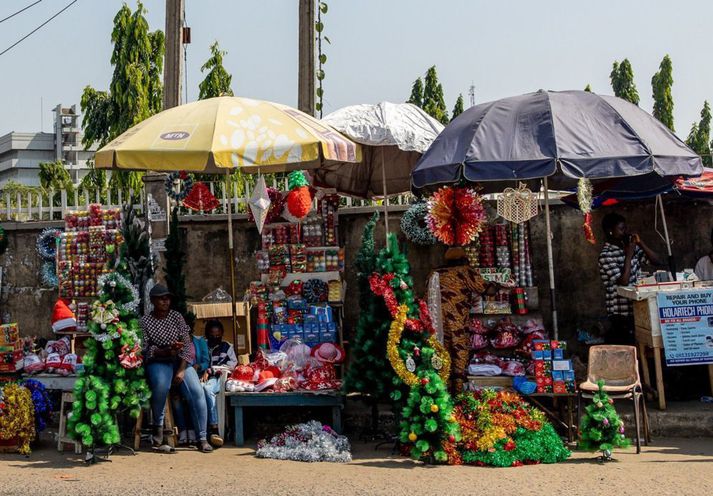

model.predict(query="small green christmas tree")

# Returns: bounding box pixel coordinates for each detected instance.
[164,207,195,328]
[578,380,631,460]
[372,234,459,463]
[67,273,151,457]
[343,212,396,402]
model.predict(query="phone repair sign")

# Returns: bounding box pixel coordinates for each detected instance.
[657,289,713,366]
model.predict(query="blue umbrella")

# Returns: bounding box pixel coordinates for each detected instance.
[412,90,703,337]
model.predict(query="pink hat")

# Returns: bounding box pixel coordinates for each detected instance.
[311,342,345,364]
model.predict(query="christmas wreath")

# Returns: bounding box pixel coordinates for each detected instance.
[97,272,140,314]
[40,261,58,288]
[426,186,487,246]
[303,279,328,303]
[164,171,194,201]
[401,202,437,245]
[36,228,61,261]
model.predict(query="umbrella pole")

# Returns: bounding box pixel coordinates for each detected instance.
[657,195,676,280]
[226,169,239,345]
[381,148,390,240]
[543,177,559,339]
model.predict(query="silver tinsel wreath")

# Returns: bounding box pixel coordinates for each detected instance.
[255,420,351,463]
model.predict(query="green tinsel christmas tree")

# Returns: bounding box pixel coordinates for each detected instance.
[343,212,397,401]
[164,207,195,328]
[579,380,631,460]
[67,272,151,456]
[372,234,459,463]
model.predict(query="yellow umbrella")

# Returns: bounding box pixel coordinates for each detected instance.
[94,96,361,345]
[95,96,361,173]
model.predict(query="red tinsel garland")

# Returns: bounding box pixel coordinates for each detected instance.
[426,187,487,246]
[368,273,435,334]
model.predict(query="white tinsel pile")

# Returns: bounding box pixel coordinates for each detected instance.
[255,420,352,463]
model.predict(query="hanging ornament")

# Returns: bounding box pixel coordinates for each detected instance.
[426,186,487,246]
[182,181,220,212]
[248,187,284,225]
[577,178,596,244]
[286,170,313,221]
[405,355,416,373]
[497,182,539,224]
[36,228,61,261]
[431,354,443,370]
[249,175,272,234]
[164,171,194,201]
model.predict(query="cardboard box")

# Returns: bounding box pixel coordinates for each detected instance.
[188,301,252,355]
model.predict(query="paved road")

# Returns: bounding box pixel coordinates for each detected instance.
[0,438,711,496]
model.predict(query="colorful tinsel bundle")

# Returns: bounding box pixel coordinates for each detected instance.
[0,383,36,455]
[450,389,570,467]
[21,379,52,433]
[255,420,351,463]
[427,187,486,246]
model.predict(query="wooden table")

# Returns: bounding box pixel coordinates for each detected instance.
[24,373,77,391]
[227,391,345,446]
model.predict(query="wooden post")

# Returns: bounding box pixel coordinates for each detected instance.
[297,0,315,115]
[163,0,184,110]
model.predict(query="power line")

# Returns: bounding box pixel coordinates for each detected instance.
[0,0,77,58]
[0,0,43,24]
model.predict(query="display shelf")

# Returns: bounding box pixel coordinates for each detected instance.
[260,271,342,286]
[466,375,513,387]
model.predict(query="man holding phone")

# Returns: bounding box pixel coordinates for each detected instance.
[599,213,662,345]
[141,284,212,453]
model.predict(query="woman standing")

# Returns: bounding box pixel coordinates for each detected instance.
[141,284,212,453]
[598,213,661,345]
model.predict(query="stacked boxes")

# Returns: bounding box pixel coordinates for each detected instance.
[270,302,338,348]
[0,323,22,373]
[531,340,576,393]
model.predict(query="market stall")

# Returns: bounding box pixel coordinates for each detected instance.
[618,279,713,409]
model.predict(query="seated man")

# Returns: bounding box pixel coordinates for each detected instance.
[201,319,238,447]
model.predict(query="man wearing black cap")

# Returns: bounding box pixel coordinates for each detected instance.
[141,284,212,453]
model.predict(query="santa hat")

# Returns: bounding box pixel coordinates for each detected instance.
[52,299,76,333]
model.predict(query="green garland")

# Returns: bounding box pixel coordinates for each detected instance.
[401,202,436,245]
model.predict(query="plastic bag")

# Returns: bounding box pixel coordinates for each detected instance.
[202,287,232,303]
[490,319,521,349]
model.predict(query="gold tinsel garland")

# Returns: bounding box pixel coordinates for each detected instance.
[0,384,36,455]
[387,304,451,385]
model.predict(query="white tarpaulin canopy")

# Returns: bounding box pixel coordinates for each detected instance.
[315,102,444,199]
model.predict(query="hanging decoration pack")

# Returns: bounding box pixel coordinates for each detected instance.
[496,183,539,224]
[286,170,313,221]
[427,186,487,246]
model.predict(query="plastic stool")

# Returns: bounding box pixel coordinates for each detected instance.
[57,392,82,454]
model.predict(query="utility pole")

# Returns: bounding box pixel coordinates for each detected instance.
[163,0,184,110]
[297,0,315,115]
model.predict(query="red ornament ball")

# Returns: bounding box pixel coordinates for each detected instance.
[421,378,430,386]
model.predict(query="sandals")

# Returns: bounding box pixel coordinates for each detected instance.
[199,440,213,453]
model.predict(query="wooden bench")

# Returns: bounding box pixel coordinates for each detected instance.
[227,391,345,446]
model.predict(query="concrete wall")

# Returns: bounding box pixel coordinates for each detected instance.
[3,199,712,341]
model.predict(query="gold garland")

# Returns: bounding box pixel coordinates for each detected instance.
[0,384,36,455]
[387,304,452,385]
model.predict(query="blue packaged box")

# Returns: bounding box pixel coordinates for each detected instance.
[553,348,565,360]
[309,305,333,323]
[303,314,318,325]
[287,297,307,311]
[564,370,575,382]
[532,350,544,360]
[327,322,337,332]
[304,330,320,345]
[542,350,552,361]
[552,370,564,381]
[319,330,337,343]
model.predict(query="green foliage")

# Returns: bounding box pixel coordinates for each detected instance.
[686,101,712,166]
[315,2,329,116]
[164,207,195,328]
[584,83,592,92]
[451,94,465,121]
[198,41,234,99]
[343,212,396,401]
[578,380,631,456]
[610,59,639,105]
[80,1,164,197]
[38,160,74,192]
[652,54,675,131]
[422,66,449,125]
[78,162,108,199]
[407,78,424,108]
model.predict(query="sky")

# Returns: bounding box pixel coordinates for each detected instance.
[1,0,712,141]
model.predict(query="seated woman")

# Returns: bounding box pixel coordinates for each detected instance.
[141,284,213,453]
[171,325,209,447]
[201,319,238,448]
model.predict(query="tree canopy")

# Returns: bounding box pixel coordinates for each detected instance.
[451,94,464,121]
[652,55,675,131]
[610,59,639,105]
[199,41,234,99]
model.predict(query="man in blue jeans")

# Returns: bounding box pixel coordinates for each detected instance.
[141,284,212,453]
[201,319,237,447]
